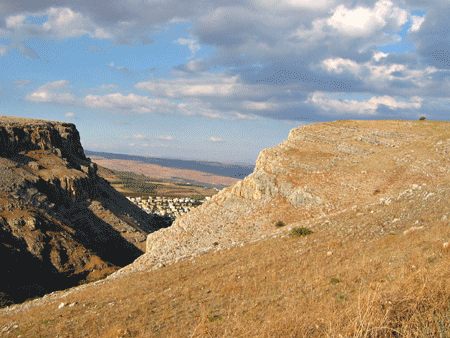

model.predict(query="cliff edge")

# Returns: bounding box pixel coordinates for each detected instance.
[131,119,450,270]
[0,116,170,307]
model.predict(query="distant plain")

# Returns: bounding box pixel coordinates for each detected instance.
[87,151,254,196]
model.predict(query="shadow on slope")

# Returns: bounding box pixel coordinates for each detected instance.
[0,227,88,307]
[0,165,172,308]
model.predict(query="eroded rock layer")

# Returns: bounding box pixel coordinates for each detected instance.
[131,120,450,270]
[0,116,171,307]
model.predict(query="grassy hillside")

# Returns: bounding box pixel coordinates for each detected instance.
[1,180,449,337]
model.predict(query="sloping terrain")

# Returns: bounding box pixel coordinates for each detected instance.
[0,119,449,337]
[133,119,450,269]
[0,116,171,307]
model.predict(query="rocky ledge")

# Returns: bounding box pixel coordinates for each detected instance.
[0,116,86,166]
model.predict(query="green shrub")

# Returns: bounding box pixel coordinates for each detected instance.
[330,278,341,284]
[275,220,286,227]
[289,227,313,237]
[208,316,222,322]
[337,294,348,300]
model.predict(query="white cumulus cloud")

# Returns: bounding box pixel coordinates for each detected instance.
[373,52,389,62]
[6,14,26,28]
[327,0,408,37]
[321,58,361,75]
[25,80,76,104]
[42,7,112,39]
[410,15,425,32]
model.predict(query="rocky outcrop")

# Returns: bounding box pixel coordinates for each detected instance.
[129,119,450,271]
[0,116,171,307]
[0,116,86,166]
[230,167,322,206]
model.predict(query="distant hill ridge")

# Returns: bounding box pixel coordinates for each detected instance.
[84,150,255,179]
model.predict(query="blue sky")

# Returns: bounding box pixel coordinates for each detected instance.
[0,1,448,164]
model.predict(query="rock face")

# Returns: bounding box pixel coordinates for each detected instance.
[0,116,86,164]
[131,119,450,270]
[0,116,170,307]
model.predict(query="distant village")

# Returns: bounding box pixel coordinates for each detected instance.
[127,195,212,219]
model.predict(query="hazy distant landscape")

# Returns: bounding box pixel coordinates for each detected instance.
[85,151,255,179]
[96,165,220,198]
[85,150,254,189]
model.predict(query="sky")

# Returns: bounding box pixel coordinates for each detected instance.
[0,0,448,164]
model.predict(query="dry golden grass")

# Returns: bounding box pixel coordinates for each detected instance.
[1,181,450,337]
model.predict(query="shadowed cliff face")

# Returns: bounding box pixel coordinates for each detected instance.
[0,116,172,307]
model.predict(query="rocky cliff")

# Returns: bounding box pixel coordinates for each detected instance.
[0,116,171,307]
[130,119,450,270]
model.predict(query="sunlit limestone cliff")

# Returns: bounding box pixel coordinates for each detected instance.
[130,119,450,270]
